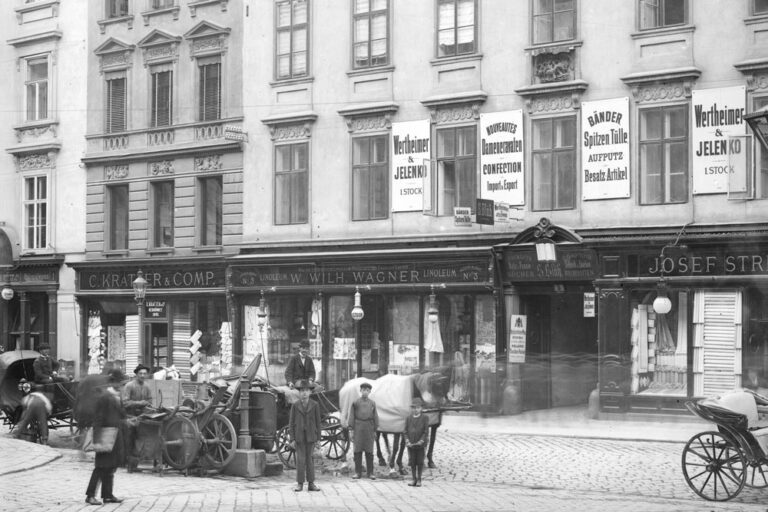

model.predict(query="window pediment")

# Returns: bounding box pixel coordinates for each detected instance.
[137,29,181,66]
[262,111,317,141]
[184,20,230,58]
[337,102,398,133]
[621,67,701,103]
[94,37,135,73]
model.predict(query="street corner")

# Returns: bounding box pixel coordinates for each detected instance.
[0,435,62,476]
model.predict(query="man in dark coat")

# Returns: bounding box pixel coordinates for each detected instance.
[122,364,153,471]
[288,379,321,492]
[85,369,126,505]
[33,343,66,384]
[349,381,379,479]
[285,340,316,389]
[13,378,52,444]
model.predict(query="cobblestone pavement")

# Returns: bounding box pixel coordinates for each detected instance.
[1,429,768,512]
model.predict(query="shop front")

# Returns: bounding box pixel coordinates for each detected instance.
[71,259,230,380]
[227,247,499,409]
[596,241,768,415]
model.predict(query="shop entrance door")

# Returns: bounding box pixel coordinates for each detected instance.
[521,295,551,411]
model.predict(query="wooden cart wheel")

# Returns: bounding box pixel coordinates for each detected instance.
[320,415,349,460]
[162,415,200,470]
[682,431,746,501]
[744,460,768,488]
[200,413,237,470]
[276,426,296,469]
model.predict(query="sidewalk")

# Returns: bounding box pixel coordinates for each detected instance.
[0,436,61,476]
[441,405,709,443]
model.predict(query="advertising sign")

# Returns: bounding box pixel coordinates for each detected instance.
[581,97,630,200]
[476,198,494,225]
[692,86,747,194]
[454,207,472,226]
[508,314,526,363]
[480,110,525,205]
[391,120,430,212]
[145,300,167,318]
[494,202,510,224]
[583,292,596,318]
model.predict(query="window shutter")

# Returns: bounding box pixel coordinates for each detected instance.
[693,290,742,396]
[107,77,126,133]
[199,63,221,121]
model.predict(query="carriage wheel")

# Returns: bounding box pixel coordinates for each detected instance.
[276,426,296,469]
[162,415,200,470]
[744,459,768,488]
[682,431,746,501]
[200,413,237,470]
[320,415,349,460]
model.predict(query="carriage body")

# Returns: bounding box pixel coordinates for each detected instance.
[682,390,768,502]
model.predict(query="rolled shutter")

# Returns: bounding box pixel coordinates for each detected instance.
[693,290,742,396]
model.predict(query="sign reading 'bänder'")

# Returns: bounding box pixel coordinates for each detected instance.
[581,97,630,200]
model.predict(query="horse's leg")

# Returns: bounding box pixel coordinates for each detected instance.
[387,433,398,472]
[396,435,407,475]
[375,432,387,466]
[427,424,438,468]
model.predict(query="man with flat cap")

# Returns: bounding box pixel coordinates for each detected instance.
[122,364,153,471]
[288,379,321,492]
[285,340,316,389]
[33,343,66,384]
[349,381,379,479]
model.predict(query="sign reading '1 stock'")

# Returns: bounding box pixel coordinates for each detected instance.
[581,97,630,200]
[480,110,525,206]
[391,119,430,212]
[692,86,746,194]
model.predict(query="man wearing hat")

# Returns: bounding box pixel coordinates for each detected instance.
[349,381,379,480]
[33,343,66,384]
[288,379,321,492]
[404,397,429,487]
[122,364,153,471]
[285,340,316,389]
[12,378,52,444]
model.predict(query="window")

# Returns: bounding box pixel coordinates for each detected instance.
[756,0,768,15]
[107,184,129,251]
[150,68,172,127]
[199,176,222,246]
[532,116,576,210]
[533,0,575,44]
[436,126,476,215]
[25,57,48,122]
[755,97,768,198]
[275,0,308,79]
[352,135,388,220]
[106,74,127,133]
[275,142,308,225]
[437,0,476,57]
[639,0,687,30]
[639,105,687,204]
[23,175,48,251]
[106,0,129,18]
[152,181,174,247]
[353,0,388,68]
[198,59,221,121]
[151,0,174,8]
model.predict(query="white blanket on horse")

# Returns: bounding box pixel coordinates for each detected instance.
[274,386,300,404]
[339,375,413,433]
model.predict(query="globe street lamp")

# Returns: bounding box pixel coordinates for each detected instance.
[351,287,364,377]
[133,270,147,365]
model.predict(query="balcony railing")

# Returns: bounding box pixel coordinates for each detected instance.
[147,128,175,146]
[195,122,224,141]
[103,134,129,151]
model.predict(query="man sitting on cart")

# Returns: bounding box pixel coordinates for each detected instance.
[33,343,67,385]
[122,364,153,471]
[285,340,316,389]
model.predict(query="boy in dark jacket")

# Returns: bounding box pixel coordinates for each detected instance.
[404,397,429,487]
[288,379,322,492]
[349,381,379,479]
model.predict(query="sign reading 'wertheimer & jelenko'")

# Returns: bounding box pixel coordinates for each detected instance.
[391,120,430,212]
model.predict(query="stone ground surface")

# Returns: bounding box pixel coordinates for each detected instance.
[2,414,768,512]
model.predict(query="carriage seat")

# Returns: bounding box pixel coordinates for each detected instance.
[715,390,768,454]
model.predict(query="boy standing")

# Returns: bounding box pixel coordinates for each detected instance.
[404,397,429,487]
[349,382,379,479]
[288,379,322,492]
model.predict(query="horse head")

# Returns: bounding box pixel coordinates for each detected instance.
[415,371,450,406]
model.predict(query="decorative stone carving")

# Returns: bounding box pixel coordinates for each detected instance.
[194,154,222,171]
[753,74,768,91]
[270,123,313,141]
[345,115,391,133]
[149,160,174,175]
[105,165,129,180]
[431,104,480,125]
[19,153,51,170]
[192,36,222,54]
[534,52,573,83]
[100,51,132,72]
[15,123,57,143]
[598,289,626,299]
[530,94,574,113]
[631,83,689,103]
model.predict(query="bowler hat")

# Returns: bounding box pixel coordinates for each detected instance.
[38,343,50,351]
[295,379,314,390]
[134,364,151,375]
[360,382,372,390]
[299,340,310,349]
[411,397,424,407]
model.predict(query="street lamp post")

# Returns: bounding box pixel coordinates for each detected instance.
[351,287,364,378]
[133,270,147,365]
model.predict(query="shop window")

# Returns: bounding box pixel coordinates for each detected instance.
[532,116,576,210]
[532,0,575,45]
[151,180,174,248]
[353,0,389,68]
[639,0,687,30]
[639,105,688,204]
[756,0,768,14]
[352,135,388,220]
[106,73,127,133]
[150,67,172,128]
[275,0,308,80]
[755,97,768,198]
[198,176,222,246]
[25,56,49,122]
[435,125,476,215]
[107,184,129,251]
[275,142,309,225]
[198,58,221,122]
[107,0,129,18]
[437,0,476,58]
[629,289,688,397]
[23,174,48,251]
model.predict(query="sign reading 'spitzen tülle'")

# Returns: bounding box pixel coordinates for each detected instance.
[581,97,630,200]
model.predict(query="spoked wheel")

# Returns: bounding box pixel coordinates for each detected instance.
[682,431,746,501]
[162,415,200,470]
[276,426,296,469]
[320,415,349,460]
[200,413,237,470]
[744,459,768,488]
